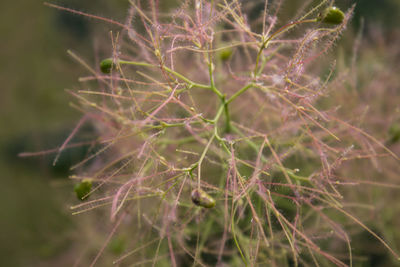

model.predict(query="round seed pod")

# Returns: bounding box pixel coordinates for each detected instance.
[74,179,92,201]
[219,48,233,61]
[318,6,345,25]
[191,188,216,208]
[389,123,400,143]
[100,58,114,74]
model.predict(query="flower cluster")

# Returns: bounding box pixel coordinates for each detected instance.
[57,1,400,266]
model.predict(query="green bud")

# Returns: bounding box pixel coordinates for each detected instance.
[219,48,233,61]
[191,188,216,208]
[389,123,400,143]
[100,58,114,74]
[74,179,92,201]
[318,6,345,25]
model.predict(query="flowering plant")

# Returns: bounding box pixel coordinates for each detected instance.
[45,1,400,266]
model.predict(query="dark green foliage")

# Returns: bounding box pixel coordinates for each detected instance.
[56,11,89,38]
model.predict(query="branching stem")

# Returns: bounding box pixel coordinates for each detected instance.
[119,60,211,89]
[253,19,317,77]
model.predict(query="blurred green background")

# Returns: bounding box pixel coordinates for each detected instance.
[0,1,128,265]
[0,0,399,266]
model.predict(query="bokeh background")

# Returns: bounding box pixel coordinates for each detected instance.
[1,0,399,266]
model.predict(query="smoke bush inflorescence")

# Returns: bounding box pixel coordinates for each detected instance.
[50,0,400,266]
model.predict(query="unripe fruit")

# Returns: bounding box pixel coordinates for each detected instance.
[318,6,345,25]
[191,188,216,208]
[389,123,400,143]
[219,48,233,61]
[100,58,114,74]
[74,179,92,201]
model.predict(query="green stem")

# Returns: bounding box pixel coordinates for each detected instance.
[231,203,248,266]
[119,60,211,89]
[227,83,254,104]
[197,134,216,188]
[220,83,255,134]
[224,102,231,133]
[186,105,225,182]
[206,45,224,98]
